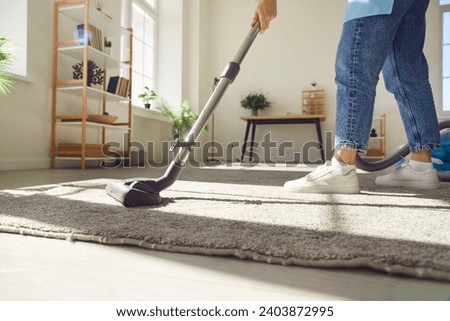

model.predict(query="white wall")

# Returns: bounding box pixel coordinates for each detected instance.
[0,0,444,170]
[188,0,444,162]
[204,0,345,162]
[0,0,53,170]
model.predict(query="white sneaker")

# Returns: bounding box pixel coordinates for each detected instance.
[375,161,439,189]
[283,161,360,194]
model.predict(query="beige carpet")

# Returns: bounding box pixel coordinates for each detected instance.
[1,166,449,281]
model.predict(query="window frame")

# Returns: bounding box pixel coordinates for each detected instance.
[131,0,158,108]
[0,0,28,79]
[440,3,450,115]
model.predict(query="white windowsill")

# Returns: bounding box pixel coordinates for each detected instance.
[131,104,171,124]
[11,73,35,84]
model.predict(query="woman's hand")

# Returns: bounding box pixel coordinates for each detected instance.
[252,0,277,34]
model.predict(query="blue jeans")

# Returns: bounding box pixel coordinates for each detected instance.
[335,0,440,153]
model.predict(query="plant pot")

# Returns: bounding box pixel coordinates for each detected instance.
[144,103,151,109]
[251,108,258,116]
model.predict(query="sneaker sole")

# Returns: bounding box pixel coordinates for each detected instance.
[375,179,439,190]
[283,185,360,194]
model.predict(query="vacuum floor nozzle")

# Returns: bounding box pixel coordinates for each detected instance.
[105,24,262,207]
[106,180,162,207]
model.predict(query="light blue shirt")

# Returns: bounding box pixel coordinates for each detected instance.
[344,0,394,23]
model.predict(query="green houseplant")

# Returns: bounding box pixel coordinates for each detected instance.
[159,99,207,140]
[138,86,157,109]
[240,90,271,116]
[0,37,14,95]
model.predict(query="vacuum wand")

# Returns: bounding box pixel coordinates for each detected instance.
[106,23,261,207]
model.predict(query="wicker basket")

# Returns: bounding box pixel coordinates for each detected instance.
[87,114,118,124]
[57,143,110,157]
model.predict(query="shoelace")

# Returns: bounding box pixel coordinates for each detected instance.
[306,161,334,179]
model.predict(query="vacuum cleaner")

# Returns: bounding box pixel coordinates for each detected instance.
[106,23,261,207]
[106,23,450,207]
[356,120,450,171]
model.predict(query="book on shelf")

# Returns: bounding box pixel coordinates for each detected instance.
[76,24,103,51]
[106,76,119,94]
[106,76,130,98]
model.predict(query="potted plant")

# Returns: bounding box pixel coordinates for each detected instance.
[138,87,157,109]
[240,90,271,116]
[159,99,207,140]
[0,37,14,95]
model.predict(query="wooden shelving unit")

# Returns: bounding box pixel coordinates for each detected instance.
[51,0,133,169]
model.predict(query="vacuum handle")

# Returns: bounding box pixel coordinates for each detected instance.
[157,22,262,189]
[233,21,260,65]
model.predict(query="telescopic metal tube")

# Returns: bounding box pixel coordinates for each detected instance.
[186,22,261,146]
[156,23,261,190]
[233,22,260,65]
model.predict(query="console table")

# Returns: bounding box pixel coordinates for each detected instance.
[240,113,326,162]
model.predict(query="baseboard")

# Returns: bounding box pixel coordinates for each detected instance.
[0,158,50,171]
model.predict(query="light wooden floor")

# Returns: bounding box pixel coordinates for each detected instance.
[0,168,449,301]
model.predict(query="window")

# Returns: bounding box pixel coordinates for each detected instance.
[132,0,157,107]
[0,0,27,78]
[441,1,450,112]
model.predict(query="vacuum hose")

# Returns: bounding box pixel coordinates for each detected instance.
[356,120,450,171]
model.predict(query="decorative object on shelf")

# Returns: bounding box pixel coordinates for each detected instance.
[94,0,106,11]
[60,114,119,124]
[87,112,118,124]
[240,90,271,116]
[76,24,103,51]
[0,37,14,95]
[75,24,90,46]
[104,38,112,55]
[93,0,112,19]
[302,88,325,114]
[159,99,208,140]
[72,59,104,87]
[366,114,386,158]
[138,87,158,109]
